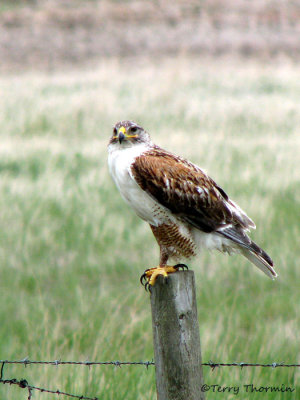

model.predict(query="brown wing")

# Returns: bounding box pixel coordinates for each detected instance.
[131,148,253,233]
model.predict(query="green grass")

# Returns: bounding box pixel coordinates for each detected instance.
[0,59,299,399]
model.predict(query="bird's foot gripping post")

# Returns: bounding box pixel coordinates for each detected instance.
[140,264,188,291]
[150,270,205,400]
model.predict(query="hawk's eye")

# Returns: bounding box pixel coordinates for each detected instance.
[130,126,138,133]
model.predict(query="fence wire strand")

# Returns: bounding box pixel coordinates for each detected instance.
[1,359,299,399]
[1,359,299,368]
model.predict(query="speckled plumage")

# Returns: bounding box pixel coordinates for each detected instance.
[108,120,277,280]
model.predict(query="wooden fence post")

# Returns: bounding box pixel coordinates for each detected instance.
[150,270,205,400]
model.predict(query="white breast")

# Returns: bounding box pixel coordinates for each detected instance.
[108,143,169,226]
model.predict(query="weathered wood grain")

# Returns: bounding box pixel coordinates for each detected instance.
[150,270,205,400]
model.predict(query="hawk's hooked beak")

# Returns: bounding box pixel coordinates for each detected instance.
[118,131,125,144]
[118,127,126,144]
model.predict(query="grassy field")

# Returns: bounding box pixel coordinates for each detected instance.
[0,58,299,399]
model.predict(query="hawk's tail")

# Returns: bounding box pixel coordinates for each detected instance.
[218,227,278,279]
[241,247,277,280]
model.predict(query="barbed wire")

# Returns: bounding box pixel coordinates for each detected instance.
[0,358,299,368]
[0,361,99,400]
[1,359,299,400]
[202,361,300,370]
[0,359,155,368]
[0,378,97,400]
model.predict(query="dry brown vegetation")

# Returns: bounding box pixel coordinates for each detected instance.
[1,0,300,72]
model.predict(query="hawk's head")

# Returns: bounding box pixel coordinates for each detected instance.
[109,121,151,147]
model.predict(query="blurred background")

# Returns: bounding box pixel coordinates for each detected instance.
[1,0,300,72]
[0,1,299,399]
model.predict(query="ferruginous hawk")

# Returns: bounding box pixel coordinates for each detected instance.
[108,120,277,287]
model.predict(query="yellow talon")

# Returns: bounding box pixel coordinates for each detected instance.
[140,264,188,290]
